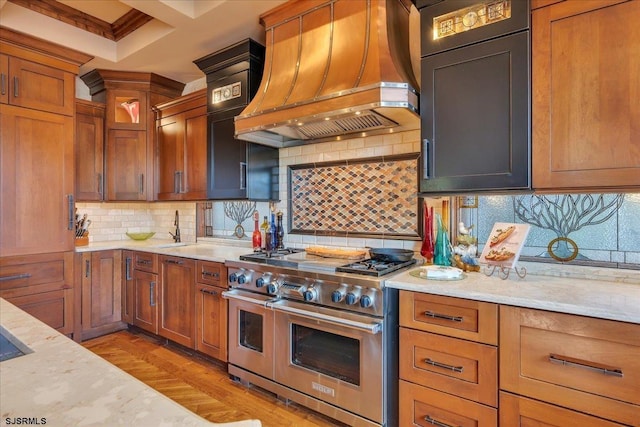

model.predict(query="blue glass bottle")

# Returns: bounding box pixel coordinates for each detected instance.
[433,213,452,266]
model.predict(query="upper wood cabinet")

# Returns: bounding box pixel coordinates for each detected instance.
[154,89,208,201]
[532,0,640,190]
[80,70,184,201]
[75,99,105,201]
[1,28,91,258]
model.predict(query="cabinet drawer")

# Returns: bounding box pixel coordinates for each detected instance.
[400,328,497,407]
[0,252,73,294]
[400,292,498,345]
[500,391,627,427]
[5,288,73,334]
[133,252,157,273]
[196,260,224,286]
[399,380,497,427]
[500,306,640,426]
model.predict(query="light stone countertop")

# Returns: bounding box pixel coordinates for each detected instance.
[75,238,253,264]
[0,298,261,427]
[386,261,640,324]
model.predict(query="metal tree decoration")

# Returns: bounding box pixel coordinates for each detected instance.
[224,201,256,238]
[513,194,625,261]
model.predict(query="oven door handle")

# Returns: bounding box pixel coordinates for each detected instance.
[221,290,273,307]
[270,303,382,334]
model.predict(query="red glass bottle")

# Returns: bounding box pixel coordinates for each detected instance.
[251,210,262,252]
[420,203,434,263]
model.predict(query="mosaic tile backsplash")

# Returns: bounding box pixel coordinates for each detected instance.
[289,155,421,239]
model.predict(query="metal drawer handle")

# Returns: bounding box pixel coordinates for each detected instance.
[137,259,152,265]
[139,174,145,194]
[422,138,431,179]
[1,73,6,95]
[85,260,91,278]
[424,415,458,427]
[166,259,184,265]
[202,270,219,278]
[13,76,18,97]
[549,353,623,377]
[424,358,464,373]
[200,288,219,296]
[424,310,463,322]
[125,257,132,280]
[150,281,156,307]
[0,273,32,282]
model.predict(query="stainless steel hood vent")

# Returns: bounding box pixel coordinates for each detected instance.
[234,0,420,148]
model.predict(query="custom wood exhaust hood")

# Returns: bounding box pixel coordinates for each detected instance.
[234,0,420,148]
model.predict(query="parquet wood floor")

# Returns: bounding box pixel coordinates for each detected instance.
[82,329,345,427]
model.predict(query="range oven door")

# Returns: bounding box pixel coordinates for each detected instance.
[223,289,275,380]
[271,300,384,424]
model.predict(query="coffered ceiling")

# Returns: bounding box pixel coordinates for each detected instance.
[0,0,287,84]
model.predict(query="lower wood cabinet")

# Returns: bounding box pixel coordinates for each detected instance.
[75,250,125,341]
[158,255,195,348]
[195,260,227,361]
[132,268,159,334]
[0,252,74,336]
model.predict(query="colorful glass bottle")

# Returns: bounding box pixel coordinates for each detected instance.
[433,213,452,266]
[251,210,261,252]
[420,204,434,263]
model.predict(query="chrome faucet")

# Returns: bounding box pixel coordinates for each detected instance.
[169,210,181,243]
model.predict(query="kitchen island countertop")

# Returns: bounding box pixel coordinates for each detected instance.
[0,298,261,427]
[386,262,640,324]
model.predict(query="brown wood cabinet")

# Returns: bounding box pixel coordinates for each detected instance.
[158,255,195,348]
[0,28,90,258]
[75,250,125,341]
[0,252,75,336]
[155,89,208,201]
[80,70,184,201]
[121,250,134,325]
[128,251,159,334]
[532,0,640,190]
[500,305,640,426]
[399,291,498,427]
[75,99,105,201]
[195,260,227,361]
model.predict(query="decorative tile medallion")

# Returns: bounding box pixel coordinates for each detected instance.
[289,154,421,239]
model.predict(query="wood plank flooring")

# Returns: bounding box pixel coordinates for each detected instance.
[82,329,345,427]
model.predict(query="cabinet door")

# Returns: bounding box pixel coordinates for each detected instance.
[156,113,183,200]
[133,269,158,334]
[159,256,195,348]
[195,283,227,361]
[420,32,530,193]
[182,110,207,200]
[0,54,7,105]
[75,100,105,201]
[0,105,74,256]
[207,111,248,199]
[121,250,134,324]
[106,129,147,200]
[6,56,74,116]
[80,250,123,340]
[532,0,640,189]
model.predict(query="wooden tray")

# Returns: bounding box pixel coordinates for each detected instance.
[305,246,368,260]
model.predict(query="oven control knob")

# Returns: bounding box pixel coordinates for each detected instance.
[255,277,266,288]
[331,290,344,303]
[237,273,248,284]
[346,291,360,305]
[267,283,278,294]
[228,272,238,283]
[360,295,373,308]
[303,288,317,302]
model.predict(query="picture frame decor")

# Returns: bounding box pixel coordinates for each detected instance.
[458,195,478,208]
[480,222,530,279]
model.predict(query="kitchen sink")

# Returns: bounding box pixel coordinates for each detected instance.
[0,326,32,362]
[150,242,192,249]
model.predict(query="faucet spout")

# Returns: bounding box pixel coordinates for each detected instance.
[169,210,181,243]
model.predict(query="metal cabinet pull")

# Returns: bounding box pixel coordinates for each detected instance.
[166,259,184,265]
[125,257,132,280]
[424,358,464,373]
[97,173,103,196]
[239,162,247,190]
[174,171,180,193]
[202,270,219,279]
[137,259,152,266]
[424,310,463,322]
[178,171,183,193]
[1,73,6,95]
[150,281,156,307]
[0,273,31,282]
[67,194,75,230]
[200,288,219,296]
[422,138,430,179]
[424,415,458,427]
[13,76,18,97]
[139,174,145,194]
[549,353,623,377]
[85,260,91,278]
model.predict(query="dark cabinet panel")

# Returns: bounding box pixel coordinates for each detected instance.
[419,22,530,193]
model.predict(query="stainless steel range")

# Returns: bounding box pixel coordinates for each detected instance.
[223,250,415,427]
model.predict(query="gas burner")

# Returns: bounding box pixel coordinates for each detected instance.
[337,258,417,277]
[239,248,304,264]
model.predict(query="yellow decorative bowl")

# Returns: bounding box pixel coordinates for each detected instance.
[126,232,156,240]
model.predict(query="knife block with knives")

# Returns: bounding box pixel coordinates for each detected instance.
[75,211,91,246]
